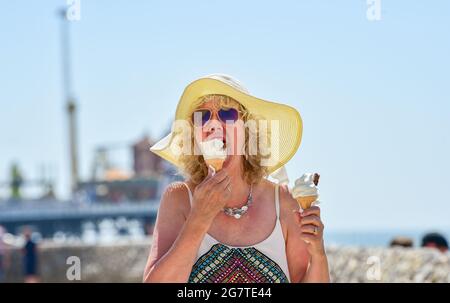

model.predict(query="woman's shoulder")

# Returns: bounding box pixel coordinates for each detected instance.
[260,179,298,216]
[259,178,296,201]
[159,181,192,215]
[163,181,191,196]
[259,179,297,241]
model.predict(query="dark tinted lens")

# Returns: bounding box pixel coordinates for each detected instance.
[192,109,211,126]
[218,108,238,123]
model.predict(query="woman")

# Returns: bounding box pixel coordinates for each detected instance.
[143,74,329,283]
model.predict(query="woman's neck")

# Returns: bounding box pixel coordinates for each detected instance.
[224,157,251,208]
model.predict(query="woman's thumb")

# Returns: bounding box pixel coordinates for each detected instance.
[207,165,216,178]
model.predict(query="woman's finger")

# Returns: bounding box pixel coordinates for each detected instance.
[204,170,228,187]
[300,224,321,235]
[212,170,229,184]
[217,177,231,191]
[200,165,216,184]
[300,215,322,227]
[299,233,320,243]
[301,206,320,217]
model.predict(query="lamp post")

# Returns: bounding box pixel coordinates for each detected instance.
[59,8,79,196]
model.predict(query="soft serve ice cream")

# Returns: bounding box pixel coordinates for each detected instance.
[199,138,227,172]
[292,173,320,209]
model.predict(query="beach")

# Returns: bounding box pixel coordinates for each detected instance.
[2,237,449,283]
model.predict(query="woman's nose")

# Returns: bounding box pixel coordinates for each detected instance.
[204,116,223,133]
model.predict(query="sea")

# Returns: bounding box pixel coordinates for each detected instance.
[324,229,450,248]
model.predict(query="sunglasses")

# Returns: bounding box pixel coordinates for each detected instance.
[191,107,239,126]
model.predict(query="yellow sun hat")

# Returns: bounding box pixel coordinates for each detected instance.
[150,74,303,174]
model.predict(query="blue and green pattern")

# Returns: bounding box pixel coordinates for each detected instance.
[189,243,289,283]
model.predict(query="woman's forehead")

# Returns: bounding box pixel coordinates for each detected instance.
[196,96,240,109]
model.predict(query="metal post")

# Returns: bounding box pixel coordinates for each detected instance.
[59,8,79,195]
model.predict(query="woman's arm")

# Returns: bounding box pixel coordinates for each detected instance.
[144,168,231,282]
[296,206,330,282]
[143,183,208,282]
[299,250,330,283]
[280,187,330,283]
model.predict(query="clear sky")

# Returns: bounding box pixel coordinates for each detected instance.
[1,0,449,231]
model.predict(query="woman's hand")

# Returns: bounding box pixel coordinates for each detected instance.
[294,206,326,257]
[189,166,232,226]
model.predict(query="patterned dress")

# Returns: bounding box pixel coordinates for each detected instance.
[183,183,291,283]
[189,243,288,283]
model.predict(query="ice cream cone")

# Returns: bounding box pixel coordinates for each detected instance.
[199,138,227,172]
[292,173,320,209]
[205,158,225,172]
[296,195,318,210]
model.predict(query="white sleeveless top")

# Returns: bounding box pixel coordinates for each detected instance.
[183,182,291,283]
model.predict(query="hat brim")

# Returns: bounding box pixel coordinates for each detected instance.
[150,77,303,175]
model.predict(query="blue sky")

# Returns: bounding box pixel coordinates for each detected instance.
[0,0,449,231]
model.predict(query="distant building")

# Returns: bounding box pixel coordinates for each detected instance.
[133,136,163,177]
[77,177,159,203]
[77,135,178,203]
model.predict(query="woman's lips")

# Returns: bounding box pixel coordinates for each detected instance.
[205,134,227,146]
[202,134,233,165]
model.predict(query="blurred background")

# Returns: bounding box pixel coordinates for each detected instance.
[0,0,449,282]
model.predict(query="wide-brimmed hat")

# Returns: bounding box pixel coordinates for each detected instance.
[150,74,303,174]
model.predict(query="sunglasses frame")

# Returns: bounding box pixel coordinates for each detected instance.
[191,107,241,126]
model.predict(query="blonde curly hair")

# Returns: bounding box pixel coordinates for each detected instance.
[178,94,272,185]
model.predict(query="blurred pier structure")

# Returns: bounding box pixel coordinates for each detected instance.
[0,199,159,239]
[0,135,180,240]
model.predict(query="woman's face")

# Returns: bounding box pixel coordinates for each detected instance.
[193,97,246,166]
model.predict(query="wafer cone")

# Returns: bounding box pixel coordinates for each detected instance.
[205,158,225,171]
[296,195,318,210]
